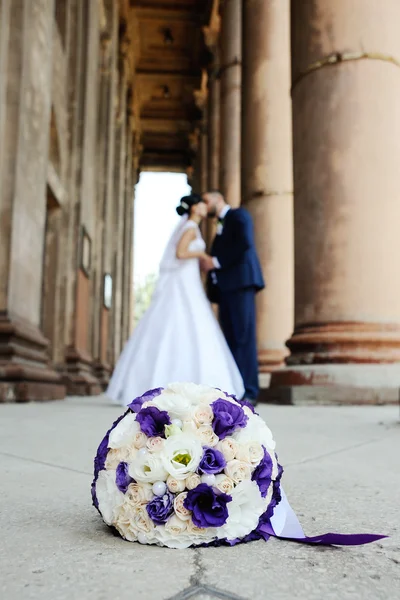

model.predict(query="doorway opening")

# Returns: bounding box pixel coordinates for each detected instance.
[133,171,191,325]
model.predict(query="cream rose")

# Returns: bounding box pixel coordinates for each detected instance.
[133,431,148,449]
[126,482,153,505]
[225,459,252,484]
[185,473,201,490]
[146,436,165,453]
[216,438,238,462]
[193,403,213,425]
[214,474,235,495]
[235,442,264,466]
[164,514,187,536]
[115,501,155,542]
[166,475,186,494]
[174,492,191,521]
[186,518,209,536]
[105,445,137,470]
[195,425,219,447]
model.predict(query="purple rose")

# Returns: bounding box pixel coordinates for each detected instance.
[211,398,248,440]
[184,483,231,528]
[146,491,174,525]
[116,462,133,494]
[199,447,226,474]
[128,388,163,413]
[91,410,129,508]
[221,391,256,415]
[136,406,171,438]
[251,446,273,497]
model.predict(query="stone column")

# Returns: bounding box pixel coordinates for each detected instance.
[0,0,65,402]
[111,67,127,364]
[121,125,134,346]
[219,0,241,207]
[64,0,102,395]
[206,61,220,250]
[242,0,294,383]
[269,0,400,404]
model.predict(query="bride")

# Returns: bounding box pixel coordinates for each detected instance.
[107,193,245,406]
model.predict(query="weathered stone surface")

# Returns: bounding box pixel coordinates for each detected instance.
[0,395,398,599]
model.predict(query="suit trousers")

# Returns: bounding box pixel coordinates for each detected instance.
[218,287,259,400]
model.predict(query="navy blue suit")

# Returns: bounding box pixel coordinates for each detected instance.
[207,207,265,400]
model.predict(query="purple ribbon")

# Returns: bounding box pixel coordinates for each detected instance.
[262,521,387,546]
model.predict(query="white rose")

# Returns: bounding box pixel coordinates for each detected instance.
[185,473,201,490]
[217,480,265,541]
[192,404,213,425]
[214,474,235,495]
[129,453,167,483]
[108,413,140,449]
[161,433,203,480]
[233,413,276,450]
[165,382,221,405]
[151,391,192,419]
[105,445,137,470]
[216,438,238,462]
[167,475,186,494]
[194,425,219,447]
[115,500,155,542]
[165,514,187,536]
[235,442,264,466]
[96,470,125,525]
[225,459,252,484]
[174,492,191,521]
[147,437,165,453]
[126,482,153,505]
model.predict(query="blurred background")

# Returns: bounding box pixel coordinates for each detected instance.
[1,0,400,405]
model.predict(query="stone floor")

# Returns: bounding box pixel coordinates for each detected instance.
[0,396,399,600]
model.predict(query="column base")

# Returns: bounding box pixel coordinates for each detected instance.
[286,322,400,364]
[92,359,111,390]
[0,312,65,402]
[64,347,103,396]
[261,364,400,405]
[258,349,287,373]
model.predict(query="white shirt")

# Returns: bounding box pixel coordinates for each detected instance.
[212,205,230,269]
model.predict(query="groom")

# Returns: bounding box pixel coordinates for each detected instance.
[201,190,265,406]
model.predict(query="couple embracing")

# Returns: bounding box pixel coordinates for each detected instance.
[107,190,264,407]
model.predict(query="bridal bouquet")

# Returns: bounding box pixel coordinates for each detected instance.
[92,383,283,549]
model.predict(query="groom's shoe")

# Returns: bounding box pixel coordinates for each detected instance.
[242,397,258,408]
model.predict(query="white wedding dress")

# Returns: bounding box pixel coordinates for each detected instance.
[107,217,245,406]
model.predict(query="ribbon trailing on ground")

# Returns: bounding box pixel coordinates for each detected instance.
[266,489,387,547]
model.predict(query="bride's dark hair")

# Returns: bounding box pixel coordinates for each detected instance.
[176,193,203,216]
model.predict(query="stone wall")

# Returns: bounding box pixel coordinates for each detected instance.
[0,0,137,401]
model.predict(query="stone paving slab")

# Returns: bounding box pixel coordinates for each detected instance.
[0,397,399,600]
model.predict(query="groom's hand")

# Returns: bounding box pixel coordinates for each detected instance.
[201,255,215,273]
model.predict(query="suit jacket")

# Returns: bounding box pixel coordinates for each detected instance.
[207,207,265,303]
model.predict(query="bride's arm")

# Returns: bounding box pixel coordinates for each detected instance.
[176,229,207,260]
